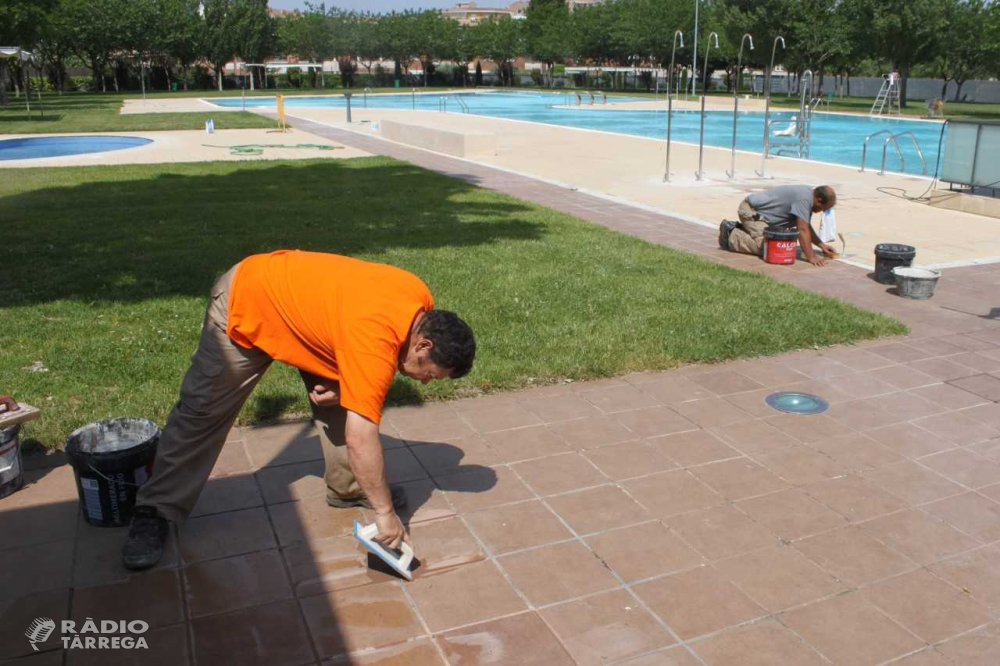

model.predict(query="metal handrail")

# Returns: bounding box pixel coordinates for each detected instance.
[364,87,371,107]
[663,30,683,182]
[727,33,754,179]
[696,31,720,181]
[456,96,470,113]
[891,131,926,175]
[756,35,785,178]
[860,129,895,172]
[879,134,906,175]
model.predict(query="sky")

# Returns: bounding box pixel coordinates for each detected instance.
[269,0,456,12]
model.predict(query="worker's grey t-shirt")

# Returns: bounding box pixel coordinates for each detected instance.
[745,185,814,227]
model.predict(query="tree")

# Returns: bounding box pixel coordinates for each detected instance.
[35,0,75,94]
[453,25,479,87]
[413,10,458,87]
[473,16,524,87]
[279,3,333,87]
[381,11,420,85]
[159,0,203,91]
[930,0,993,101]
[0,0,55,103]
[525,0,570,87]
[201,0,236,91]
[229,0,277,90]
[64,0,127,93]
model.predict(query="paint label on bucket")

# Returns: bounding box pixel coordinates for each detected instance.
[80,477,104,522]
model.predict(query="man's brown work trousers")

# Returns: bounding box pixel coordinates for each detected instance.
[727,199,770,256]
[136,266,362,523]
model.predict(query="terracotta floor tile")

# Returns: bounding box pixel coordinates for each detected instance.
[521,393,601,424]
[613,406,697,439]
[867,390,948,422]
[804,474,909,522]
[582,440,676,480]
[865,422,955,459]
[794,525,917,587]
[391,413,476,443]
[691,370,765,396]
[825,400,902,430]
[783,356,857,381]
[723,388,782,418]
[579,384,660,414]
[869,342,935,364]
[395,478,456,527]
[72,569,183,629]
[539,589,675,665]
[268,499,364,547]
[72,525,179,588]
[982,482,1000,501]
[753,446,851,486]
[585,521,702,583]
[862,568,992,643]
[821,347,896,372]
[407,517,486,575]
[912,383,991,411]
[709,420,800,455]
[826,372,899,399]
[0,588,69,660]
[692,618,827,666]
[888,648,954,666]
[64,622,188,666]
[464,500,571,554]
[483,425,571,463]
[498,541,620,606]
[184,549,292,618]
[408,560,526,632]
[409,437,498,477]
[640,376,717,404]
[511,452,606,496]
[869,364,941,390]
[936,623,1000,666]
[963,403,1000,428]
[909,357,981,382]
[190,473,263,518]
[734,360,813,386]
[301,582,424,659]
[924,493,1000,542]
[256,459,326,505]
[281,535,371,597]
[953,352,1000,373]
[650,430,741,466]
[718,540,846,611]
[915,411,999,446]
[547,415,637,450]
[436,612,575,666]
[547,485,650,535]
[860,508,980,565]
[688,458,788,501]
[327,637,444,665]
[438,466,533,513]
[0,500,77,554]
[781,592,923,664]
[192,599,313,666]
[620,646,703,666]
[632,566,765,640]
[622,470,723,517]
[930,546,1000,611]
[921,449,1000,489]
[176,506,276,563]
[244,427,321,470]
[210,440,253,478]
[863,461,966,505]
[907,337,973,358]
[764,414,854,443]
[666,505,777,561]
[456,401,543,433]
[950,374,1000,402]
[806,432,903,472]
[668,398,753,429]
[944,334,999,353]
[737,489,847,541]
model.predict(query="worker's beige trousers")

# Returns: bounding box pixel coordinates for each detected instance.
[136,266,362,523]
[728,199,769,256]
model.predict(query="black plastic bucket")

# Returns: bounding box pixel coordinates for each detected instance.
[0,424,24,500]
[65,418,160,527]
[874,243,916,284]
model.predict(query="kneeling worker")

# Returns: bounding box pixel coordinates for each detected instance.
[719,185,838,267]
[123,250,476,569]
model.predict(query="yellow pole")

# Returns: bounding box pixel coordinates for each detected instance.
[276,94,285,131]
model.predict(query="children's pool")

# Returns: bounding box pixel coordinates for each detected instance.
[0,135,153,161]
[209,91,945,176]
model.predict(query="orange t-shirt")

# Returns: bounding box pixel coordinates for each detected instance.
[226,251,434,423]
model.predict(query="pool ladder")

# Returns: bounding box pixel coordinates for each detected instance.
[438,94,470,113]
[860,130,926,175]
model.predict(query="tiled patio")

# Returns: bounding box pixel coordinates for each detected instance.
[3,116,1000,665]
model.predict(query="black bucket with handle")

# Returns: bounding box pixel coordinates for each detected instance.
[65,417,160,527]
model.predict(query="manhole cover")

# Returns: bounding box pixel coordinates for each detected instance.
[765,391,829,415]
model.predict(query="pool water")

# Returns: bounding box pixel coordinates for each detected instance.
[210,91,945,176]
[0,135,153,161]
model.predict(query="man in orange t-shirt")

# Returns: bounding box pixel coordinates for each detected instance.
[123,251,476,570]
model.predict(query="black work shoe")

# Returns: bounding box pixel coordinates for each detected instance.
[719,220,738,251]
[122,506,168,571]
[327,485,407,511]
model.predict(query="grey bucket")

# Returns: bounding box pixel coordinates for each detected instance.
[893,266,941,300]
[0,424,24,499]
[65,418,160,527]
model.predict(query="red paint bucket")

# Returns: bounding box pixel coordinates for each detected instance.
[763,228,798,265]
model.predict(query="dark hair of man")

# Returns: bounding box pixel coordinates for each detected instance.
[814,186,835,206]
[417,310,476,379]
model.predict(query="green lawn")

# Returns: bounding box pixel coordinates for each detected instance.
[1,157,905,447]
[0,93,276,134]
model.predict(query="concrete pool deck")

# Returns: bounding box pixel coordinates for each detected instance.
[0,129,369,168]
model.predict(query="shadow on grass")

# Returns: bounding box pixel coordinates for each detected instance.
[1,158,543,307]
[0,113,64,124]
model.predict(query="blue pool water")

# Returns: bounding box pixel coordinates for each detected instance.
[210,91,946,176]
[0,135,153,161]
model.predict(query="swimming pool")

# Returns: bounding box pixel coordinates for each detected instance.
[0,135,153,161]
[209,91,945,176]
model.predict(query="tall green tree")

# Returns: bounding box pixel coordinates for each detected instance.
[229,0,277,89]
[64,0,127,92]
[930,0,993,101]
[201,0,236,91]
[159,0,203,91]
[35,0,75,94]
[525,0,570,87]
[473,16,524,87]
[413,10,457,87]
[0,0,54,103]
[279,2,333,87]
